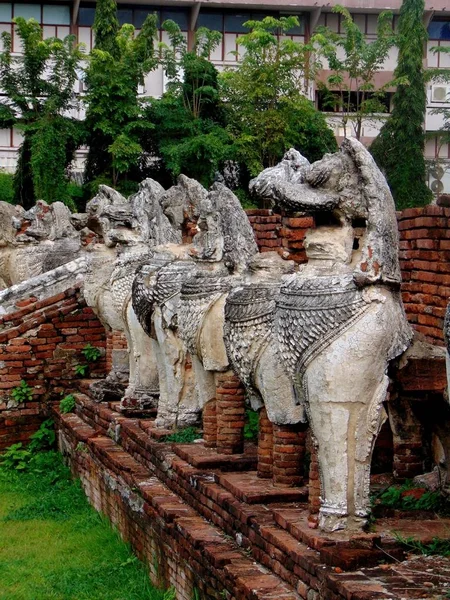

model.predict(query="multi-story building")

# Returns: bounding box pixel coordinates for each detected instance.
[1,1,450,194]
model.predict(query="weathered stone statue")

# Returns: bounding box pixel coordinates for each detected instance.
[250,138,413,532]
[132,182,258,428]
[224,252,303,425]
[0,200,81,289]
[176,184,258,426]
[82,179,179,406]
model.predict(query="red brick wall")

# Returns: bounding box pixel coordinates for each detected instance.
[246,206,450,345]
[398,205,450,345]
[105,330,128,373]
[0,287,107,449]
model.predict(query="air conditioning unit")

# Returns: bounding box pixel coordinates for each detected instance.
[429,162,445,196]
[431,85,450,103]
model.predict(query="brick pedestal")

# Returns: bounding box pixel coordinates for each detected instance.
[308,445,321,515]
[393,441,424,481]
[216,371,245,455]
[203,399,217,448]
[257,408,273,479]
[272,423,306,487]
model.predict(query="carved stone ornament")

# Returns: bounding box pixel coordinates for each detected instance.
[0,200,81,289]
[251,138,413,532]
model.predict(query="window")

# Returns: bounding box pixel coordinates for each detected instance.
[14,4,40,21]
[428,20,450,40]
[197,11,223,31]
[43,5,70,25]
[317,90,392,114]
[160,8,188,31]
[78,7,95,26]
[117,8,132,26]
[0,4,12,22]
[135,9,159,28]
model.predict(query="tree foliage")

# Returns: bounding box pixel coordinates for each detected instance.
[0,17,82,208]
[370,0,432,208]
[83,0,158,186]
[221,16,336,175]
[313,6,397,140]
[144,23,232,187]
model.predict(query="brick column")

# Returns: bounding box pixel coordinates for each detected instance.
[216,371,245,455]
[393,441,424,481]
[308,444,321,515]
[272,423,306,487]
[203,399,217,448]
[257,407,273,479]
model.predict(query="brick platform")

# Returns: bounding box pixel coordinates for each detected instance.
[55,392,450,600]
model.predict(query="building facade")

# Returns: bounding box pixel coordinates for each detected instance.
[1,0,450,194]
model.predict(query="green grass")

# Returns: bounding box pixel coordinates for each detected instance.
[0,451,174,600]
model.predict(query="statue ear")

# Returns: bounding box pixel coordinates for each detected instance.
[342,137,402,287]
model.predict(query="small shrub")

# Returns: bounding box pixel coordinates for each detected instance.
[376,481,448,514]
[28,419,56,453]
[164,427,202,444]
[81,343,101,362]
[0,171,14,203]
[74,364,88,376]
[60,394,76,414]
[0,443,31,470]
[10,380,33,404]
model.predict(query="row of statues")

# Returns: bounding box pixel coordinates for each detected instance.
[0,138,413,532]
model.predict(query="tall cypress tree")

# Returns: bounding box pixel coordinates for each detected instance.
[92,0,119,57]
[370,0,432,208]
[83,0,120,183]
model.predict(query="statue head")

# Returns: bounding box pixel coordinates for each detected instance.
[191,183,258,272]
[12,200,77,245]
[250,138,401,287]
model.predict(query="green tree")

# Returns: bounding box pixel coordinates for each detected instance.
[92,0,119,57]
[221,16,336,176]
[0,18,82,208]
[83,0,158,187]
[370,0,432,208]
[313,6,397,140]
[144,23,233,187]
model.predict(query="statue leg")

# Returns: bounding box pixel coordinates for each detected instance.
[254,346,305,425]
[303,300,395,532]
[122,304,159,409]
[153,309,199,428]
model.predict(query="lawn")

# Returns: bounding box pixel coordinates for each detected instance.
[0,450,173,600]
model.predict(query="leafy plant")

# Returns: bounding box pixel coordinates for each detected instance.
[74,364,88,377]
[83,0,158,186]
[145,23,232,188]
[221,16,337,175]
[244,409,259,441]
[0,443,31,470]
[375,481,448,513]
[0,420,55,472]
[10,380,33,404]
[313,5,397,140]
[60,394,76,414]
[81,343,102,362]
[164,427,202,444]
[28,419,56,453]
[0,17,82,208]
